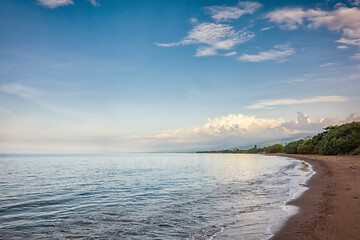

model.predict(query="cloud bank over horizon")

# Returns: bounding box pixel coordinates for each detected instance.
[132,112,360,151]
[1,112,359,153]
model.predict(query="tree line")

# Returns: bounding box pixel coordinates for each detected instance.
[197,121,360,156]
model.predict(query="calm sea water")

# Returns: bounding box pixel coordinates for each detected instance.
[0,153,313,240]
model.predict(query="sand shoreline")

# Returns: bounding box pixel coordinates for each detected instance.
[269,153,360,240]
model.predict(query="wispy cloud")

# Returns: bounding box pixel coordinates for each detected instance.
[206,1,261,21]
[320,62,335,67]
[37,0,74,9]
[223,51,237,56]
[0,83,41,99]
[260,26,275,31]
[337,38,360,46]
[337,45,349,49]
[89,0,100,7]
[0,83,86,117]
[0,106,11,115]
[267,7,360,48]
[38,0,100,8]
[247,96,347,109]
[287,78,307,83]
[238,45,295,62]
[351,53,360,60]
[156,22,254,56]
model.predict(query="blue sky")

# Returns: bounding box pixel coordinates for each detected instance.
[0,0,359,153]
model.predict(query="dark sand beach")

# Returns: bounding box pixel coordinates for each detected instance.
[270,154,360,240]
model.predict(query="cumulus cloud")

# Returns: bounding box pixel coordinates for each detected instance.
[130,112,360,151]
[37,0,74,8]
[206,1,261,21]
[238,45,295,62]
[131,113,286,150]
[247,96,347,109]
[267,7,360,47]
[280,112,360,134]
[156,22,254,56]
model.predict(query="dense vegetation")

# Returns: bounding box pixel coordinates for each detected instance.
[284,139,304,154]
[290,121,360,155]
[265,144,284,153]
[197,121,360,156]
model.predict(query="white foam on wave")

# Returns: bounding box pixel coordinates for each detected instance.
[265,158,316,240]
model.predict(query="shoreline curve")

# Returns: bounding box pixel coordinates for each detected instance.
[268,153,360,240]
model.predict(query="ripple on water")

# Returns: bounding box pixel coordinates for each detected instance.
[0,153,313,240]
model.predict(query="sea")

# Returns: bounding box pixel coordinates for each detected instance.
[0,153,314,240]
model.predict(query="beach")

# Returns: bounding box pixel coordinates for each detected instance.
[271,154,360,240]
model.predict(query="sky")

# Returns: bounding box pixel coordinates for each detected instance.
[0,0,359,153]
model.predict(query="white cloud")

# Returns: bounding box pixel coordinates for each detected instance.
[247,95,347,109]
[206,1,261,21]
[195,47,218,57]
[266,8,306,30]
[238,45,295,62]
[261,26,275,31]
[280,112,360,134]
[306,7,360,39]
[156,22,254,56]
[38,0,99,8]
[267,7,360,47]
[155,42,179,47]
[37,0,74,8]
[337,45,349,49]
[337,38,360,45]
[223,51,237,56]
[133,113,286,146]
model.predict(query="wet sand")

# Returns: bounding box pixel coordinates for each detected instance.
[270,154,360,240]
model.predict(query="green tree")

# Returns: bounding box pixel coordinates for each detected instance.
[284,139,305,154]
[318,122,360,155]
[265,144,284,153]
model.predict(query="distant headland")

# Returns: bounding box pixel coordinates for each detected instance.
[197,121,360,156]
